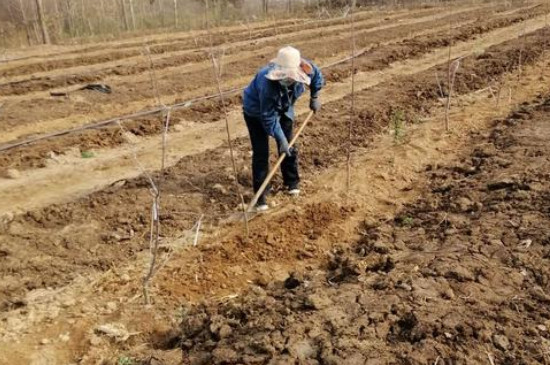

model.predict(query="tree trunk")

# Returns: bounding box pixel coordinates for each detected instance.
[119,0,130,31]
[35,0,50,44]
[158,0,165,27]
[173,0,178,28]
[64,0,74,37]
[128,0,137,30]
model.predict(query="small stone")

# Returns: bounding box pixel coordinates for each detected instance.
[120,273,131,282]
[445,266,475,282]
[396,282,412,291]
[519,239,532,249]
[173,124,185,132]
[62,298,76,308]
[5,169,21,179]
[218,324,232,339]
[537,324,547,332]
[442,288,455,300]
[289,339,316,359]
[265,233,276,246]
[59,333,70,342]
[456,197,472,212]
[493,334,510,351]
[89,335,102,346]
[47,151,60,162]
[212,348,238,362]
[211,183,228,195]
[95,323,130,342]
[40,339,50,345]
[305,293,332,310]
[1,212,14,224]
[106,302,118,312]
[110,233,123,242]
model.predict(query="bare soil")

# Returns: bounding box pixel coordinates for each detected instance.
[177,92,550,365]
[1,3,550,364]
[1,25,548,316]
[0,4,546,172]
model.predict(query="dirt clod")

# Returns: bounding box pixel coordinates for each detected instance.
[493,334,511,351]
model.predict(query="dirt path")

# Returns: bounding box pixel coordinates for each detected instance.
[1,14,548,218]
[1,43,548,365]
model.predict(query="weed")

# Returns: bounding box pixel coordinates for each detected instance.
[391,109,406,143]
[81,151,95,158]
[118,357,134,365]
[397,215,414,227]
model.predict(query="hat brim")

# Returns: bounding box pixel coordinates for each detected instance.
[265,63,311,85]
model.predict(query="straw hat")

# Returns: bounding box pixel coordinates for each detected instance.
[265,46,311,85]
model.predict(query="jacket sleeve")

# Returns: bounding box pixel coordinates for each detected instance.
[259,77,281,137]
[308,61,324,98]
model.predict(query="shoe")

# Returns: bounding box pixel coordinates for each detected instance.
[288,189,300,196]
[255,203,269,212]
[287,184,300,196]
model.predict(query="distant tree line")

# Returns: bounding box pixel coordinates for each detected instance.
[0,0,503,48]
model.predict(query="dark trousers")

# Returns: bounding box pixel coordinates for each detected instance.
[244,113,299,204]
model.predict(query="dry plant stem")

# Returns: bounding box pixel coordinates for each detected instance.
[517,22,526,82]
[543,2,549,79]
[205,7,249,236]
[144,45,163,107]
[116,120,160,305]
[435,71,444,98]
[193,215,204,246]
[143,194,160,305]
[210,54,249,236]
[346,0,356,191]
[444,20,453,132]
[445,59,460,132]
[161,108,172,172]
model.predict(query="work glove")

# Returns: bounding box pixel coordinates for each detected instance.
[278,136,291,157]
[274,124,291,157]
[310,96,321,113]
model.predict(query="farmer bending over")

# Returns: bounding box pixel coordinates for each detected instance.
[243,46,324,212]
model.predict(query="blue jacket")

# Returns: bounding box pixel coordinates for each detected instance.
[243,60,324,139]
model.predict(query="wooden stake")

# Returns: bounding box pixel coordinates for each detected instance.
[346,0,356,191]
